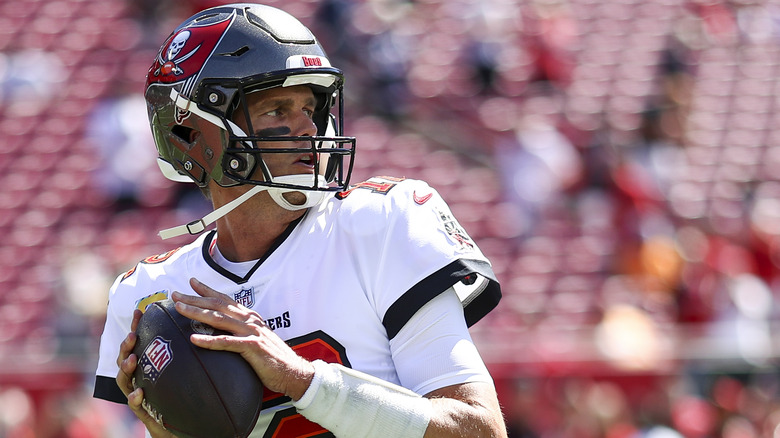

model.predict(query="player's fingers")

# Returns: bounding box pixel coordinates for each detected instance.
[172,290,228,311]
[173,299,263,336]
[116,331,136,367]
[173,286,257,323]
[127,388,176,438]
[189,277,235,303]
[188,332,245,352]
[188,331,310,396]
[126,388,151,421]
[188,334,276,368]
[127,387,142,408]
[174,280,244,315]
[116,352,137,396]
[130,308,143,332]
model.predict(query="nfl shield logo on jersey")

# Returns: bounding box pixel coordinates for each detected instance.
[234,288,255,308]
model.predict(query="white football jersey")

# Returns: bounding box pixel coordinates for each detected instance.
[94,176,501,437]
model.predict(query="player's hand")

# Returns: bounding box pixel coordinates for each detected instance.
[116,309,176,438]
[171,278,314,400]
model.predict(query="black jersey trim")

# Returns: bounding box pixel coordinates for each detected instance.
[93,375,127,404]
[202,215,305,284]
[382,259,501,340]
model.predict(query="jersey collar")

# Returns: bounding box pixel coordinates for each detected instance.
[201,215,305,284]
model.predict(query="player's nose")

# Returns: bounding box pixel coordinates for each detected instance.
[291,110,317,138]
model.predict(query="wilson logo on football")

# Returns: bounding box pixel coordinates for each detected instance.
[140,337,173,384]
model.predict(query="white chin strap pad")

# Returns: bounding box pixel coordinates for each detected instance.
[158,175,328,240]
[268,174,329,211]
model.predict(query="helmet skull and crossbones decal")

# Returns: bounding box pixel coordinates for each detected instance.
[156,30,200,77]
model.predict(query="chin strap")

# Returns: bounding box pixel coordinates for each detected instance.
[158,175,329,240]
[267,175,329,211]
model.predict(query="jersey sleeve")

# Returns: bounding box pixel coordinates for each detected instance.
[340,177,501,340]
[93,259,179,403]
[93,273,136,404]
[93,242,194,403]
[390,288,494,395]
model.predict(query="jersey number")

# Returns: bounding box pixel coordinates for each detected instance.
[262,331,349,438]
[336,176,404,199]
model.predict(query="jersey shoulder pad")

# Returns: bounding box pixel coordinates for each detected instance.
[117,233,207,283]
[109,237,204,313]
[118,246,182,282]
[335,176,436,206]
[329,176,440,237]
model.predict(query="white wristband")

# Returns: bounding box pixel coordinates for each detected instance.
[292,360,432,438]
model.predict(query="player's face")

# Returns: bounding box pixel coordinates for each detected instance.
[232,85,319,180]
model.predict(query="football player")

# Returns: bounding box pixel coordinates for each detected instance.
[93,4,506,437]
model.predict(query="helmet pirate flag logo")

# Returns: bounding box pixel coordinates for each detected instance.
[148,14,234,85]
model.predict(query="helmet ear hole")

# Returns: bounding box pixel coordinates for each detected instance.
[225,152,256,180]
[171,125,195,144]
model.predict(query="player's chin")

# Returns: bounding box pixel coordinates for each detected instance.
[290,161,316,174]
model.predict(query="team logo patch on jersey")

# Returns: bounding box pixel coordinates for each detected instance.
[435,206,475,251]
[139,337,173,384]
[234,288,255,308]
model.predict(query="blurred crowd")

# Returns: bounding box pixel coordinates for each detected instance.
[3,0,780,436]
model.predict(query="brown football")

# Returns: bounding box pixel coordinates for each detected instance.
[132,299,263,438]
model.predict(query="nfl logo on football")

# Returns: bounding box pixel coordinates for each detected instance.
[234,287,255,308]
[140,337,173,384]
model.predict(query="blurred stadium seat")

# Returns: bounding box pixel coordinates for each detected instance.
[4,0,780,435]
